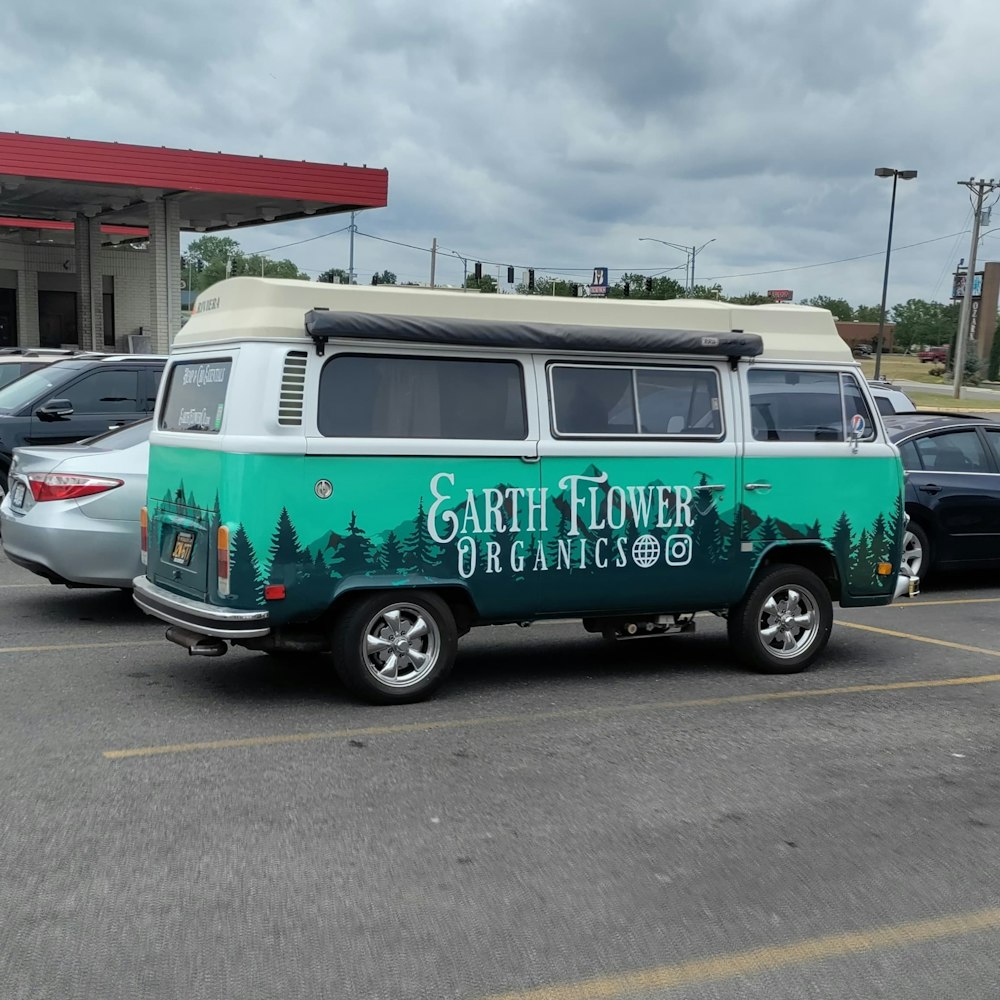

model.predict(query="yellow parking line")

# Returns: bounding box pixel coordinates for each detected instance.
[0,639,163,655]
[836,620,1000,656]
[891,597,1000,608]
[477,907,1000,1000]
[105,670,1000,759]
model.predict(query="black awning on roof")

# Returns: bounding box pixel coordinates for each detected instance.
[304,309,764,359]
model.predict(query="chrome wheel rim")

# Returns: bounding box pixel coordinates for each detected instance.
[758,585,820,659]
[360,603,441,689]
[901,529,923,576]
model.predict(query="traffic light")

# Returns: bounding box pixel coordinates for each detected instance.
[528,269,535,291]
[507,266,515,284]
[474,262,482,280]
[623,281,630,297]
[645,277,653,294]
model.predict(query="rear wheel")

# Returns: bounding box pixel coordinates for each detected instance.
[728,564,833,674]
[330,590,457,704]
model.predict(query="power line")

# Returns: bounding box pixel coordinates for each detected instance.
[250,223,353,255]
[356,227,970,284]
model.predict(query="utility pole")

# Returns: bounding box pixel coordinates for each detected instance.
[953,178,998,398]
[430,237,437,288]
[348,210,357,284]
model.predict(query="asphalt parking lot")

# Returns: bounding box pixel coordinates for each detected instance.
[2,553,999,1000]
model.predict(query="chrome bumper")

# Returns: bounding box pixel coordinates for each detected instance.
[132,575,271,639]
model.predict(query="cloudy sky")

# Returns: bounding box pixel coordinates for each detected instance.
[3,0,997,307]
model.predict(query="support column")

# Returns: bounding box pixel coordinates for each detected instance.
[976,262,1000,366]
[148,196,181,353]
[16,269,38,348]
[75,215,103,352]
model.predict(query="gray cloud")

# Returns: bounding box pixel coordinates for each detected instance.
[0,0,994,303]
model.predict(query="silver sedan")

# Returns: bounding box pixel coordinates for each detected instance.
[0,419,150,588]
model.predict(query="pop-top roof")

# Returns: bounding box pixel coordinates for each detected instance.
[173,277,852,364]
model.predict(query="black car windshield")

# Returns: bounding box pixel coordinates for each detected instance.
[0,366,68,414]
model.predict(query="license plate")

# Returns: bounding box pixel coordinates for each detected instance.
[11,481,25,509]
[171,530,195,566]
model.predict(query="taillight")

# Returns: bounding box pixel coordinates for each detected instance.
[217,525,230,596]
[28,474,123,503]
[139,507,148,566]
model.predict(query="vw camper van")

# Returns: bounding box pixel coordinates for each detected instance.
[134,278,911,703]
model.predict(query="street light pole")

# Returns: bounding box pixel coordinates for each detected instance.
[873,167,917,381]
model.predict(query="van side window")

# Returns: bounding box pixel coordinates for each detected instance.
[551,364,723,437]
[841,374,876,440]
[748,370,872,443]
[318,355,527,440]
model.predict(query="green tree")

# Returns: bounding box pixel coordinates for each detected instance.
[989,322,1000,382]
[337,511,375,574]
[728,292,772,305]
[464,274,497,293]
[377,530,404,573]
[608,273,685,300]
[891,299,958,354]
[855,304,882,322]
[373,269,397,285]
[800,296,854,321]
[318,267,351,284]
[832,512,853,570]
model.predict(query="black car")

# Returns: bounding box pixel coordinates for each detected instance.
[0,354,166,492]
[884,412,1000,580]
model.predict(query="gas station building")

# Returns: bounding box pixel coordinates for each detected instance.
[0,132,388,354]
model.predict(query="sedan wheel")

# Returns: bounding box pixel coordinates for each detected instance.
[902,523,929,579]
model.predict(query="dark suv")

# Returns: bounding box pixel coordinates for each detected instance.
[0,354,166,491]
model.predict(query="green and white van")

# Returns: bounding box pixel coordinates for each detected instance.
[134,277,913,703]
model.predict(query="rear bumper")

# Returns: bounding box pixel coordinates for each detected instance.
[132,575,271,638]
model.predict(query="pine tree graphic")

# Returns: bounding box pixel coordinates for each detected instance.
[229,525,263,605]
[337,511,375,575]
[267,507,303,582]
[402,497,442,574]
[832,512,853,571]
[378,530,404,574]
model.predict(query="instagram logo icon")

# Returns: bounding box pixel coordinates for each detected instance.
[665,534,693,566]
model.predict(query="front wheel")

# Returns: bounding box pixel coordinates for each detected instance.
[728,564,833,674]
[901,521,930,581]
[330,590,457,704]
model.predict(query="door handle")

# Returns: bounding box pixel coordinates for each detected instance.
[108,423,125,430]
[918,483,942,495]
[744,482,772,492]
[695,484,725,493]
[519,455,540,464]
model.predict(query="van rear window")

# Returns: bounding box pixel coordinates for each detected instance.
[159,360,232,433]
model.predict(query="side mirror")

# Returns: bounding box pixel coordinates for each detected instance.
[36,398,74,421]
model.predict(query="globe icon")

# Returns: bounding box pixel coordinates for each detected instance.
[631,534,661,568]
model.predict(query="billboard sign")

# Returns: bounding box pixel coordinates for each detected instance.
[590,266,609,296]
[952,271,983,300]
[768,289,794,302]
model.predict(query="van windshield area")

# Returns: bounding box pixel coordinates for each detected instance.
[159,360,232,433]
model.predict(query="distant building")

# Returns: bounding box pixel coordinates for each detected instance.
[836,320,893,352]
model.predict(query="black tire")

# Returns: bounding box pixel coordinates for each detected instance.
[902,520,930,581]
[728,564,833,674]
[330,590,457,704]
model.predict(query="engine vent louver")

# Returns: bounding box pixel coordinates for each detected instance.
[278,350,308,426]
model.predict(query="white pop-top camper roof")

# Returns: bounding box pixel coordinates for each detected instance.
[174,277,852,364]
